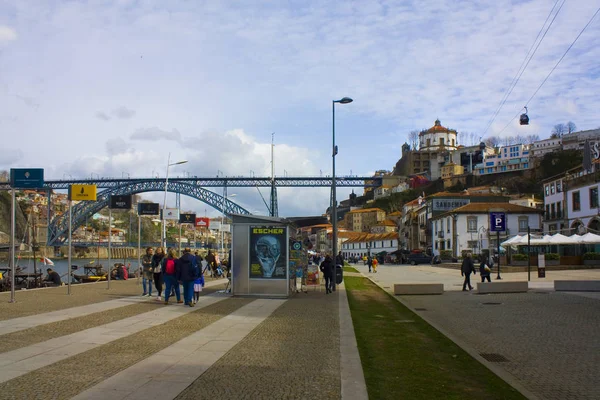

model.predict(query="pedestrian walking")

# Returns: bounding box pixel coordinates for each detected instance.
[141,247,153,297]
[162,248,182,304]
[151,247,165,301]
[367,255,373,273]
[319,255,334,294]
[479,255,492,283]
[372,257,378,273]
[205,250,216,277]
[176,247,198,307]
[193,272,204,304]
[461,253,476,291]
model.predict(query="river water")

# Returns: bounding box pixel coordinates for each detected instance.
[11,257,141,283]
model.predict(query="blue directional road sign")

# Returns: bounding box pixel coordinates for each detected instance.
[10,168,44,189]
[490,212,506,232]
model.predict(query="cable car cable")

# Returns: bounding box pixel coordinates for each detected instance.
[496,6,600,136]
[481,0,564,137]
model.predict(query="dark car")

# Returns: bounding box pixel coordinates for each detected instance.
[407,253,434,265]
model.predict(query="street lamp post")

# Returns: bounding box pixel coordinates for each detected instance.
[332,96,353,292]
[162,154,187,249]
[221,193,236,259]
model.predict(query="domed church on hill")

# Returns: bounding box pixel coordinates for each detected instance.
[419,119,458,151]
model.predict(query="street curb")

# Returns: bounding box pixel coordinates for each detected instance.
[361,273,540,400]
[338,281,369,400]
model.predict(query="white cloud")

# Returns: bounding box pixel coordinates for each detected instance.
[130,127,182,142]
[96,111,110,121]
[0,26,17,43]
[112,106,135,119]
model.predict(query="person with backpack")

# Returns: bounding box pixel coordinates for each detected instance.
[161,248,182,304]
[479,254,492,283]
[176,247,199,307]
[319,255,334,294]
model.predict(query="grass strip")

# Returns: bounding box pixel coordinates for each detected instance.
[0,297,253,400]
[343,266,359,273]
[344,276,525,400]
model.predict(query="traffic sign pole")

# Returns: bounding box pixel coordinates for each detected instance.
[496,230,502,280]
[9,188,16,303]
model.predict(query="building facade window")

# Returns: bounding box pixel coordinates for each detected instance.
[467,216,478,232]
[546,205,550,220]
[550,183,555,195]
[545,185,549,196]
[573,191,581,212]
[590,187,599,208]
[518,216,529,232]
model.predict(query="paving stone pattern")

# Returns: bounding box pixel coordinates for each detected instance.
[176,293,341,400]
[0,298,252,400]
[0,278,228,321]
[0,301,164,353]
[399,291,600,400]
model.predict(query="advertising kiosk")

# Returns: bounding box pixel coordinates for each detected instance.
[230,214,292,297]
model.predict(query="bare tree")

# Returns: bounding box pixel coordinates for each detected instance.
[566,121,577,134]
[502,136,513,146]
[408,130,419,150]
[514,134,525,145]
[469,132,477,146]
[458,131,467,146]
[0,170,8,182]
[525,134,540,144]
[551,123,567,137]
[484,136,501,147]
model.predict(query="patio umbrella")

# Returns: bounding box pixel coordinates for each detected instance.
[548,233,575,245]
[576,232,600,244]
[501,235,522,246]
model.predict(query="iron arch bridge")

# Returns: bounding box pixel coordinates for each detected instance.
[47,181,251,246]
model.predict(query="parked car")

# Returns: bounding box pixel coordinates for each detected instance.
[407,253,436,265]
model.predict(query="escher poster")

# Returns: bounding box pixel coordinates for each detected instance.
[249,226,287,279]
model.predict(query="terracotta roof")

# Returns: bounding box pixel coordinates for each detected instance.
[388,211,402,216]
[376,220,397,227]
[434,202,543,220]
[342,231,398,244]
[348,208,385,214]
[404,199,420,206]
[419,119,456,135]
[429,191,505,198]
[378,185,393,189]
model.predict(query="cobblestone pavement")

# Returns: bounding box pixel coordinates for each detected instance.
[397,291,600,400]
[0,278,228,320]
[176,292,341,400]
[0,301,162,353]
[0,297,252,400]
[351,263,600,292]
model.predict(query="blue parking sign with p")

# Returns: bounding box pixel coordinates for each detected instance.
[490,212,506,232]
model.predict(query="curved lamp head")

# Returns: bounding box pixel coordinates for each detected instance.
[170,160,188,166]
[335,97,353,104]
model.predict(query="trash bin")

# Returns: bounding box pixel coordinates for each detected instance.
[538,266,546,278]
[335,264,343,284]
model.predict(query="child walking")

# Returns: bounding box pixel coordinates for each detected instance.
[193,273,204,304]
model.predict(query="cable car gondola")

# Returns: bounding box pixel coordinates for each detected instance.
[520,106,529,125]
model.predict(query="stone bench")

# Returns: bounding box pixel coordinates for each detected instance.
[477,281,528,294]
[394,283,444,295]
[554,280,600,292]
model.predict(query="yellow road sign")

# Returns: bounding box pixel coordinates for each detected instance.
[70,184,97,201]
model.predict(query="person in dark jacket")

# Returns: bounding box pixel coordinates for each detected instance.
[479,255,491,282]
[151,247,165,300]
[176,248,198,307]
[161,248,181,304]
[335,251,344,267]
[320,255,335,294]
[205,250,216,277]
[367,255,373,273]
[44,268,61,286]
[461,253,476,291]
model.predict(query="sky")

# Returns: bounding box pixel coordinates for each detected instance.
[1,0,599,218]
